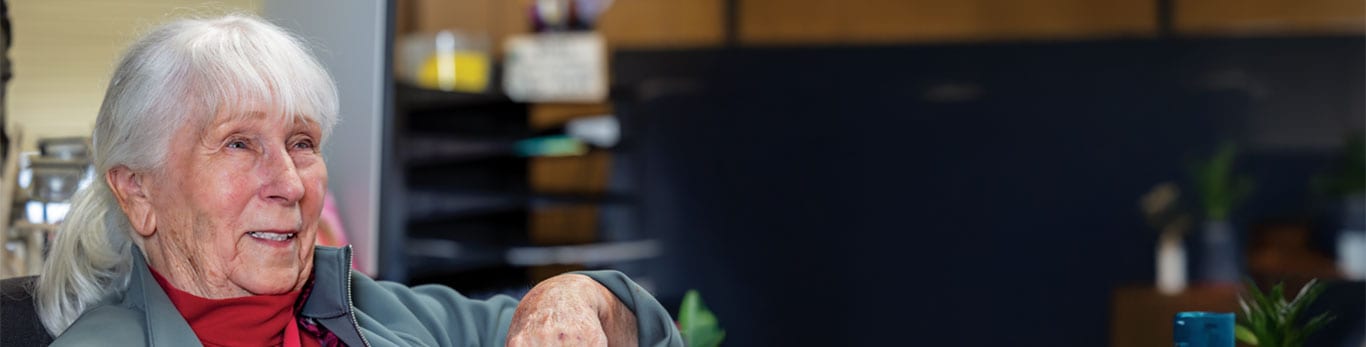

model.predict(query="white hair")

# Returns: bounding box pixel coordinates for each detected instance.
[36,14,339,336]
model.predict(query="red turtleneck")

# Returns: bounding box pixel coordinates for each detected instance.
[148,267,320,347]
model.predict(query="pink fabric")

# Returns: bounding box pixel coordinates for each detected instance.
[317,191,366,273]
[317,192,349,247]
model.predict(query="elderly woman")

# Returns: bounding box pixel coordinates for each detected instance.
[35,15,681,347]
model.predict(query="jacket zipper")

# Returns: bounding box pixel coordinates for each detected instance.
[344,245,373,347]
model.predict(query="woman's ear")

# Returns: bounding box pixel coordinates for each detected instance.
[106,166,156,237]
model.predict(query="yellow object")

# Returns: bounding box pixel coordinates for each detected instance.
[418,51,490,92]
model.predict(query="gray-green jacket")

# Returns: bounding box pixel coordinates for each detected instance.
[51,246,683,346]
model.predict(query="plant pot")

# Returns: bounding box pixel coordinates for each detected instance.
[1339,231,1366,280]
[1199,220,1241,283]
[1338,195,1366,280]
[1156,232,1187,295]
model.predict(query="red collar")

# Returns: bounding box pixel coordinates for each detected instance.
[148,267,302,347]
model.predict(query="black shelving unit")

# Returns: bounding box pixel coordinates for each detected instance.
[381,81,658,294]
[380,82,529,293]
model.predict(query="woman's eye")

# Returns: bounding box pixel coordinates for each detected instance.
[227,140,248,149]
[292,140,315,151]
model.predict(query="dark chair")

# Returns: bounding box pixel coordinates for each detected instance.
[2,275,54,346]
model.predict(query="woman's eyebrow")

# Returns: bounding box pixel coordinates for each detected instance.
[229,111,269,122]
[291,117,322,131]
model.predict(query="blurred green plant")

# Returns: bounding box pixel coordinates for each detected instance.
[679,290,725,347]
[1189,142,1254,221]
[1235,278,1335,347]
[1312,134,1365,197]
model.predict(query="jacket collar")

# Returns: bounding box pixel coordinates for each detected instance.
[128,246,204,347]
[126,245,355,346]
[298,246,352,319]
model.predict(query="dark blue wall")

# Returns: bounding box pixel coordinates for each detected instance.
[613,37,1364,346]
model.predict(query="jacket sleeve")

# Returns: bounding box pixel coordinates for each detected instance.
[575,270,685,347]
[349,273,520,346]
[350,270,682,347]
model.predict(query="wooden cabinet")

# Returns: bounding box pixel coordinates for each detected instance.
[1111,285,1242,347]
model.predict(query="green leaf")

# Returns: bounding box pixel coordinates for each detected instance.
[1237,278,1337,347]
[1300,312,1336,340]
[679,290,699,334]
[1284,279,1323,331]
[1235,324,1260,346]
[679,290,725,347]
[1189,141,1253,220]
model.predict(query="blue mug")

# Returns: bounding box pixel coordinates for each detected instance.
[1174,312,1235,347]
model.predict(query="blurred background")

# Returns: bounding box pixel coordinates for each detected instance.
[2,0,1364,346]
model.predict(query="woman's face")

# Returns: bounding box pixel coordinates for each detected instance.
[133,106,327,298]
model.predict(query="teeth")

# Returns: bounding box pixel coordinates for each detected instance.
[248,232,295,241]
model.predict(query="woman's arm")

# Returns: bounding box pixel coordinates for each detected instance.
[351,270,682,347]
[506,274,638,346]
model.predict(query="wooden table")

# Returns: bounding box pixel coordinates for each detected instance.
[1111,284,1243,347]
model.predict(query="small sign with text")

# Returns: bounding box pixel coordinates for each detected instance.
[503,33,607,103]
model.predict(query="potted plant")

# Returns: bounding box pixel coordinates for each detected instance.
[1189,142,1253,283]
[1235,279,1335,347]
[1140,182,1192,295]
[1312,134,1366,280]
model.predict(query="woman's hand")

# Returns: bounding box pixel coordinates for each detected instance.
[507,274,639,347]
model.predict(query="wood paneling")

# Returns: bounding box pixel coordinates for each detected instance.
[402,0,528,55]
[740,0,1157,45]
[1176,0,1366,35]
[400,0,725,53]
[400,0,1366,49]
[597,0,726,48]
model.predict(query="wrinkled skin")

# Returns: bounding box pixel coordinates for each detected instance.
[507,274,639,347]
[109,107,325,298]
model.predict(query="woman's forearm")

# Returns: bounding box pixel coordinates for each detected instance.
[508,273,640,346]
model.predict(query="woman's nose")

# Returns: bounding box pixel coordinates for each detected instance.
[259,147,306,205]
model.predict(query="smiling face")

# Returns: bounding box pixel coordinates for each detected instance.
[111,105,328,298]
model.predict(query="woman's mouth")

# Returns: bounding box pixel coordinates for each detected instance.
[248,231,296,241]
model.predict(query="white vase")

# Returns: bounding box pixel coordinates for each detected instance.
[1338,195,1366,280]
[1339,231,1366,280]
[1157,233,1187,295]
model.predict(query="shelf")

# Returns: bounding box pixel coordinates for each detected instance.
[504,239,661,267]
[406,211,529,250]
[405,157,526,191]
[402,136,607,167]
[406,238,661,270]
[405,189,636,223]
[406,238,507,273]
[395,82,514,111]
[384,67,650,285]
[412,188,636,203]
[406,191,526,221]
[400,138,514,165]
